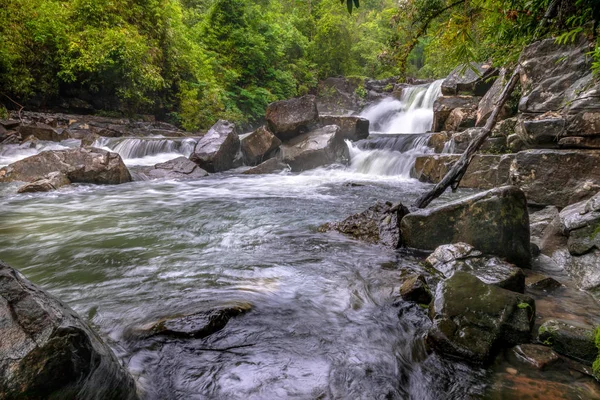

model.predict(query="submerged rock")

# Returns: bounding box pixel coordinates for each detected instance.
[538,319,597,364]
[189,120,240,172]
[511,344,560,370]
[265,95,319,141]
[17,171,71,193]
[280,125,350,172]
[0,147,131,185]
[148,157,208,180]
[240,126,282,166]
[400,274,432,305]
[425,243,525,293]
[401,186,531,267]
[0,260,138,399]
[427,271,535,364]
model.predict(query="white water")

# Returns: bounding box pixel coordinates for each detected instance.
[360,80,443,134]
[93,137,198,166]
[0,139,81,167]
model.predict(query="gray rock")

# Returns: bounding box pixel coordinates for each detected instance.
[530,206,560,246]
[0,260,138,399]
[432,96,481,132]
[441,62,498,96]
[427,271,535,364]
[148,157,208,180]
[400,274,432,305]
[17,122,69,142]
[514,115,566,148]
[510,150,600,207]
[491,117,517,138]
[189,120,240,172]
[0,148,131,185]
[318,115,369,141]
[280,125,350,172]
[242,158,289,175]
[401,186,531,267]
[538,319,597,364]
[17,172,71,193]
[511,344,560,370]
[265,95,319,141]
[240,126,281,166]
[476,68,513,126]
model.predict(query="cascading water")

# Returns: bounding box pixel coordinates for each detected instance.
[93,136,198,166]
[0,139,81,167]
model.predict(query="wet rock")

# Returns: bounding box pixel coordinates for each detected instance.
[524,273,562,291]
[401,186,531,266]
[280,125,350,172]
[510,149,600,208]
[148,157,208,180]
[0,147,131,185]
[514,115,566,148]
[189,120,240,172]
[425,243,525,293]
[511,344,560,370]
[427,132,451,153]
[17,122,68,142]
[538,319,597,364]
[441,62,498,96]
[529,206,559,247]
[487,371,600,399]
[1,131,22,144]
[242,158,289,175]
[17,171,71,193]
[265,95,319,141]
[400,274,432,305]
[240,126,281,166]
[319,201,410,248]
[476,68,513,126]
[442,107,477,132]
[318,115,369,141]
[427,271,535,364]
[432,96,481,132]
[0,260,138,399]
[413,154,514,190]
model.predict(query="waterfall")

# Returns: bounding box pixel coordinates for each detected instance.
[360,79,443,134]
[93,137,198,166]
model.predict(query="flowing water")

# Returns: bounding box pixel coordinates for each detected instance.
[93,136,199,166]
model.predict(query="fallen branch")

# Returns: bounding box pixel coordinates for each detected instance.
[0,92,24,122]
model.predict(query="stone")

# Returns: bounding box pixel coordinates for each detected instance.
[280,125,350,172]
[524,273,562,291]
[559,136,600,149]
[511,344,560,370]
[0,260,138,399]
[449,127,507,153]
[0,119,21,130]
[427,132,451,153]
[242,158,289,175]
[509,149,600,208]
[412,154,514,190]
[240,126,281,166]
[319,201,410,248]
[401,186,531,267]
[427,272,535,364]
[432,96,481,132]
[189,120,240,172]
[425,243,526,293]
[318,115,369,141]
[491,117,517,138]
[538,319,597,364]
[17,172,71,193]
[0,148,131,185]
[400,274,432,305]
[17,122,68,142]
[529,206,560,247]
[148,157,208,180]
[476,68,513,126]
[265,95,319,141]
[442,107,477,132]
[514,115,566,148]
[565,74,600,136]
[441,62,498,96]
[316,77,365,115]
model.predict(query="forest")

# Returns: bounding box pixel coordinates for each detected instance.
[0,0,598,130]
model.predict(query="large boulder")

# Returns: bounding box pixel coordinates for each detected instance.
[265,95,319,141]
[513,114,566,148]
[425,243,525,293]
[538,319,597,364]
[280,125,350,172]
[17,172,71,193]
[189,120,240,172]
[318,115,369,141]
[401,186,531,266]
[240,126,281,166]
[476,68,513,126]
[432,96,481,132]
[17,123,69,142]
[448,127,507,153]
[442,107,477,132]
[441,62,498,96]
[0,260,138,399]
[147,157,208,180]
[0,148,131,185]
[509,149,600,207]
[427,271,535,364]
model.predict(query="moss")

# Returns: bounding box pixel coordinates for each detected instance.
[594,326,600,381]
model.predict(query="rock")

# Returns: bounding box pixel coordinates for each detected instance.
[559,136,600,149]
[476,68,513,126]
[318,115,369,141]
[240,126,281,166]
[242,158,289,175]
[449,127,507,153]
[280,125,350,171]
[565,74,600,136]
[17,172,71,193]
[530,206,560,246]
[538,319,597,364]
[316,77,365,114]
[432,96,481,132]
[147,157,208,180]
[413,154,514,190]
[401,186,531,266]
[17,122,68,142]
[442,107,477,132]
[0,260,138,399]
[525,273,562,291]
[427,272,535,364]
[189,120,240,172]
[514,115,566,148]
[0,148,131,184]
[319,201,410,248]
[0,119,21,130]
[491,117,517,138]
[511,344,560,370]
[400,274,432,305]
[509,149,600,207]
[1,131,22,144]
[441,62,498,96]
[265,95,319,141]
[427,132,451,153]
[425,243,525,293]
